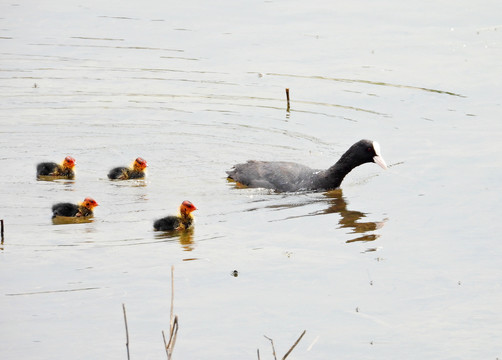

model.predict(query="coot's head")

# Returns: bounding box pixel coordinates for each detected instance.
[63,156,76,169]
[352,140,387,169]
[81,197,99,210]
[133,157,148,171]
[180,200,197,216]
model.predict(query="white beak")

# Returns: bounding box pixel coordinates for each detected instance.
[372,142,388,170]
[373,155,387,170]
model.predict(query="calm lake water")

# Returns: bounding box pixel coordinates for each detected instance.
[1,1,502,359]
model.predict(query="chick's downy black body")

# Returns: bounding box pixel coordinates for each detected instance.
[37,162,59,176]
[107,167,144,180]
[36,160,75,179]
[153,201,197,232]
[226,139,387,192]
[51,203,81,218]
[153,215,193,231]
[51,197,98,219]
[108,157,147,180]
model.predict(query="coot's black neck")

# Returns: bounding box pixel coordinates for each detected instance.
[314,148,368,190]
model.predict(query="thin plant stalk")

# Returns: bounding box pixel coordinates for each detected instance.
[163,265,178,360]
[282,330,306,360]
[122,303,130,360]
[264,335,277,360]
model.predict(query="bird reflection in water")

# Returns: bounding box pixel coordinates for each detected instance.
[323,189,387,243]
[265,189,386,243]
[52,216,94,225]
[154,228,195,251]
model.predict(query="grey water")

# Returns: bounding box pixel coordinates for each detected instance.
[1,1,502,359]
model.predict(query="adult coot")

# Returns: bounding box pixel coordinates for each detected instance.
[37,156,75,179]
[108,157,147,180]
[52,197,99,218]
[226,139,387,192]
[153,200,197,231]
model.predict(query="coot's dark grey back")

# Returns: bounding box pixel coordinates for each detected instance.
[227,160,317,192]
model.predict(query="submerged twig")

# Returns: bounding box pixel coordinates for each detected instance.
[122,303,130,360]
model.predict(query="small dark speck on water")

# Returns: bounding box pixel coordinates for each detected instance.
[33,83,38,88]
[231,270,239,277]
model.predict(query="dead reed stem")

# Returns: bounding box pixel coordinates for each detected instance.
[285,88,290,112]
[122,303,130,360]
[264,335,278,360]
[170,265,175,334]
[262,330,307,360]
[163,265,178,360]
[282,330,306,360]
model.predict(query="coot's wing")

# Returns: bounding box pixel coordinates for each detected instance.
[52,203,79,217]
[227,161,316,192]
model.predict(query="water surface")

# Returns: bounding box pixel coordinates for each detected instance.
[1,1,502,359]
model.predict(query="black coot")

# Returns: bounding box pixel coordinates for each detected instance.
[226,139,387,192]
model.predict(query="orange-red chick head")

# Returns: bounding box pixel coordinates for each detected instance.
[63,156,76,169]
[180,200,197,216]
[133,157,148,171]
[81,197,99,210]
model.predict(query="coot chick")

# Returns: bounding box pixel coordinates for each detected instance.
[37,156,75,179]
[108,157,147,180]
[52,197,99,218]
[153,200,197,231]
[226,139,387,192]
